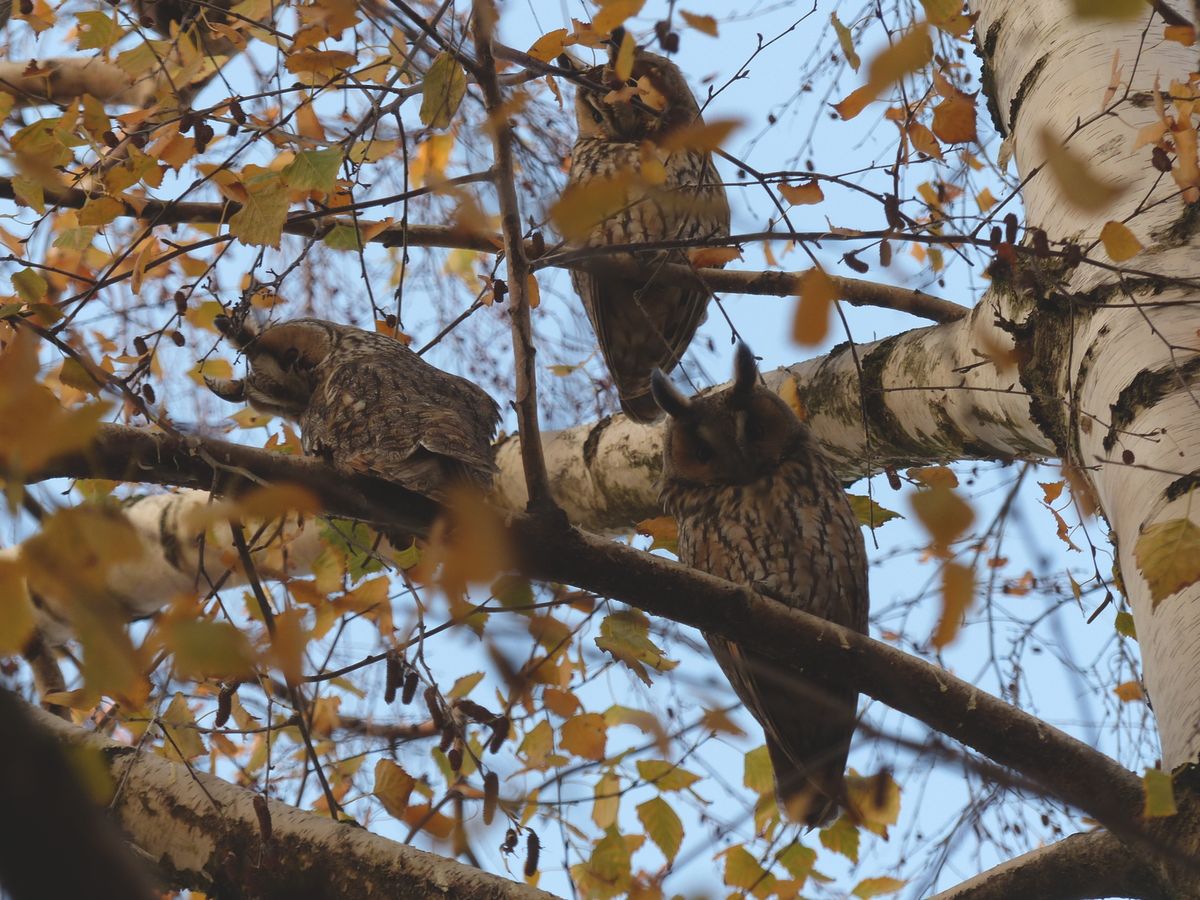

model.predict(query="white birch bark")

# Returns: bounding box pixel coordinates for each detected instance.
[972,0,1200,768]
[26,701,552,899]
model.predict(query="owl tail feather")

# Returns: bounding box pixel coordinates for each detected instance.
[619,389,666,424]
[769,738,844,829]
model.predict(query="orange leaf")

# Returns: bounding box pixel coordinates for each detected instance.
[1099,220,1143,262]
[792,268,838,345]
[931,91,977,144]
[931,561,974,648]
[779,181,826,205]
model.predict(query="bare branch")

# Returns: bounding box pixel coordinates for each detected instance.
[471,3,555,512]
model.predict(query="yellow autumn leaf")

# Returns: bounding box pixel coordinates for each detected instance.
[1164,24,1196,45]
[680,10,718,36]
[160,693,207,761]
[0,560,35,654]
[166,619,256,680]
[1134,518,1200,607]
[614,29,635,81]
[687,246,741,267]
[549,171,635,241]
[420,52,467,131]
[637,796,684,863]
[1143,768,1178,817]
[228,171,290,248]
[285,49,356,77]
[931,91,978,144]
[1073,0,1145,18]
[1039,127,1126,212]
[527,28,571,62]
[656,118,742,153]
[831,12,861,70]
[853,876,908,898]
[907,122,944,160]
[792,267,838,345]
[592,770,620,828]
[835,25,932,119]
[911,483,975,555]
[932,561,974,648]
[1114,680,1144,702]
[780,181,826,205]
[976,187,996,211]
[374,759,416,818]
[1099,220,1143,261]
[561,712,607,760]
[593,0,645,36]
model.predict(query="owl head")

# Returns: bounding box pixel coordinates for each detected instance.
[205,316,334,419]
[572,38,702,143]
[652,344,806,486]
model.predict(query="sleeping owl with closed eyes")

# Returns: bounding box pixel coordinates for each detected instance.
[205,316,500,501]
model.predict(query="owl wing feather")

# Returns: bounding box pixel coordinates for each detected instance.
[302,353,499,498]
[567,138,729,423]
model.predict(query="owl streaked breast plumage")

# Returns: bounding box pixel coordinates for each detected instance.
[567,45,731,423]
[205,316,500,500]
[652,345,869,827]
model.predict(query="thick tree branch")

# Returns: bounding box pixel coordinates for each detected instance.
[929,830,1170,900]
[30,428,1146,845]
[0,688,158,900]
[23,698,555,899]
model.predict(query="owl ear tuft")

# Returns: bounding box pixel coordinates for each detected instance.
[651,369,694,420]
[731,342,758,409]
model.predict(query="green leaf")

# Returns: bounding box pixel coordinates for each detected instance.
[420,52,467,130]
[636,759,701,792]
[283,148,343,193]
[1134,518,1200,607]
[637,796,683,863]
[1143,768,1178,818]
[847,494,902,528]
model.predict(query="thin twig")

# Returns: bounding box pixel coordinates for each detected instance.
[470,3,556,512]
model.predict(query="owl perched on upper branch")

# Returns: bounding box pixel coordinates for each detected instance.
[567,41,731,422]
[652,345,869,826]
[205,317,500,500]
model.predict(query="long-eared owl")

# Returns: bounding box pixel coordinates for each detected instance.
[568,42,731,422]
[205,317,500,500]
[652,344,869,826]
